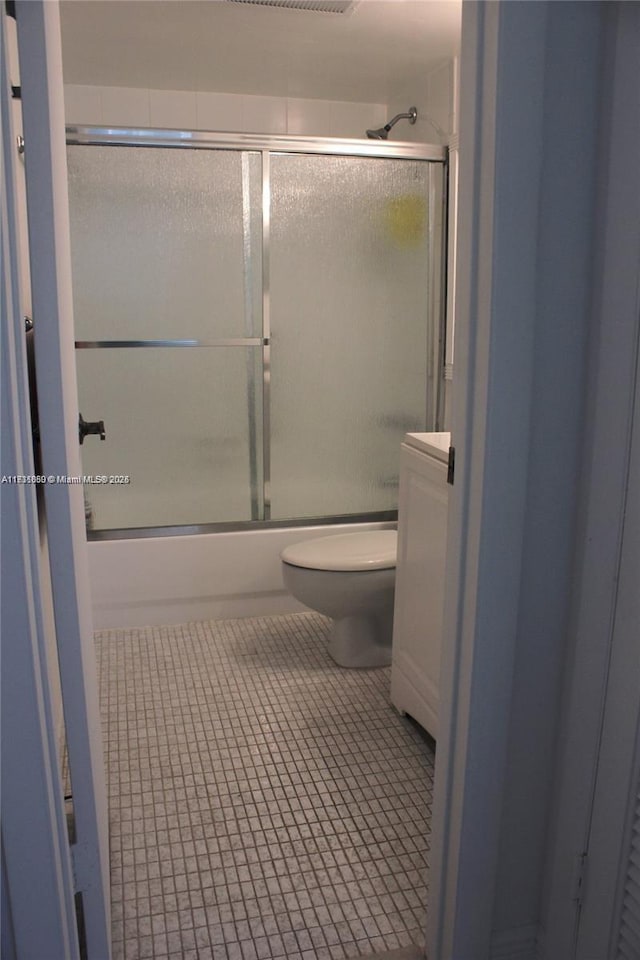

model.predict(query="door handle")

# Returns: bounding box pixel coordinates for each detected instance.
[79,413,106,445]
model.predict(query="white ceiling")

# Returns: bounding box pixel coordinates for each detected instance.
[59,0,462,104]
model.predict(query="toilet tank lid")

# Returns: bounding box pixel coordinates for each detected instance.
[281,530,397,572]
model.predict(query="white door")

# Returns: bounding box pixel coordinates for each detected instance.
[8,2,112,956]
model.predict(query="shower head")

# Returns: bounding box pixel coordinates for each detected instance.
[365,126,389,141]
[366,106,417,140]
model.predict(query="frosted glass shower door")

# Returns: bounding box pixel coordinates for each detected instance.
[269,154,442,520]
[67,145,263,530]
[75,348,262,529]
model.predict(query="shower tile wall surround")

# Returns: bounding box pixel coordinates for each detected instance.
[63,56,455,143]
[97,612,434,959]
[63,83,388,138]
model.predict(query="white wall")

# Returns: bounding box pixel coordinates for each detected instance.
[64,82,388,138]
[387,58,456,145]
[64,64,458,142]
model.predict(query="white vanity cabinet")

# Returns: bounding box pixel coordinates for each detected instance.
[391,432,450,740]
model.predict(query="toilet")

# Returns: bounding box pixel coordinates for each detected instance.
[281,530,397,668]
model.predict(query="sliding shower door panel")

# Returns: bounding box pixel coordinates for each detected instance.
[68,132,446,532]
[68,145,264,530]
[76,348,263,530]
[269,154,435,520]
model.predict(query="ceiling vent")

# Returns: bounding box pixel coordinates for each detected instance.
[226,0,357,13]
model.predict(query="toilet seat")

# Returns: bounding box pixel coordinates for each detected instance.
[281,530,397,572]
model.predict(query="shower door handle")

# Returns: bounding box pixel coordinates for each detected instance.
[79,412,106,445]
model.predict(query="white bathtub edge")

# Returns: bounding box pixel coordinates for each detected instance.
[88,522,392,630]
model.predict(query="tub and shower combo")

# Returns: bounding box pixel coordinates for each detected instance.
[67,124,447,651]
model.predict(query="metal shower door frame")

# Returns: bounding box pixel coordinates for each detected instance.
[67,126,447,533]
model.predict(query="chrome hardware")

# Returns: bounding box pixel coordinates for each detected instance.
[74,338,267,349]
[65,125,447,162]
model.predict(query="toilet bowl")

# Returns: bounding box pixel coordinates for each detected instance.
[281,530,397,668]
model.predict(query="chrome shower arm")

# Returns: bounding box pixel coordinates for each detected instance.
[385,107,418,132]
[366,106,417,140]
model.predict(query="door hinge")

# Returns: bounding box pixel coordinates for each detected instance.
[571,852,588,906]
[447,445,455,485]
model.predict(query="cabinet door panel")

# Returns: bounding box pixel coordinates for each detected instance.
[391,444,448,739]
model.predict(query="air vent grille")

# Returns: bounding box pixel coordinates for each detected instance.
[226,0,356,13]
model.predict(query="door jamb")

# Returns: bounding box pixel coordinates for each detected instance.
[427,2,550,954]
[541,4,640,954]
[1,8,79,956]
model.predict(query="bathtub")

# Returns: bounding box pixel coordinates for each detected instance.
[88,521,395,629]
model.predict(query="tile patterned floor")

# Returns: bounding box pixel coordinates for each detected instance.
[96,612,434,960]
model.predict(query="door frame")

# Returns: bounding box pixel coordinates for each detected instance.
[541,3,640,955]
[427,1,639,956]
[428,2,554,953]
[1,12,79,957]
[4,2,112,957]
